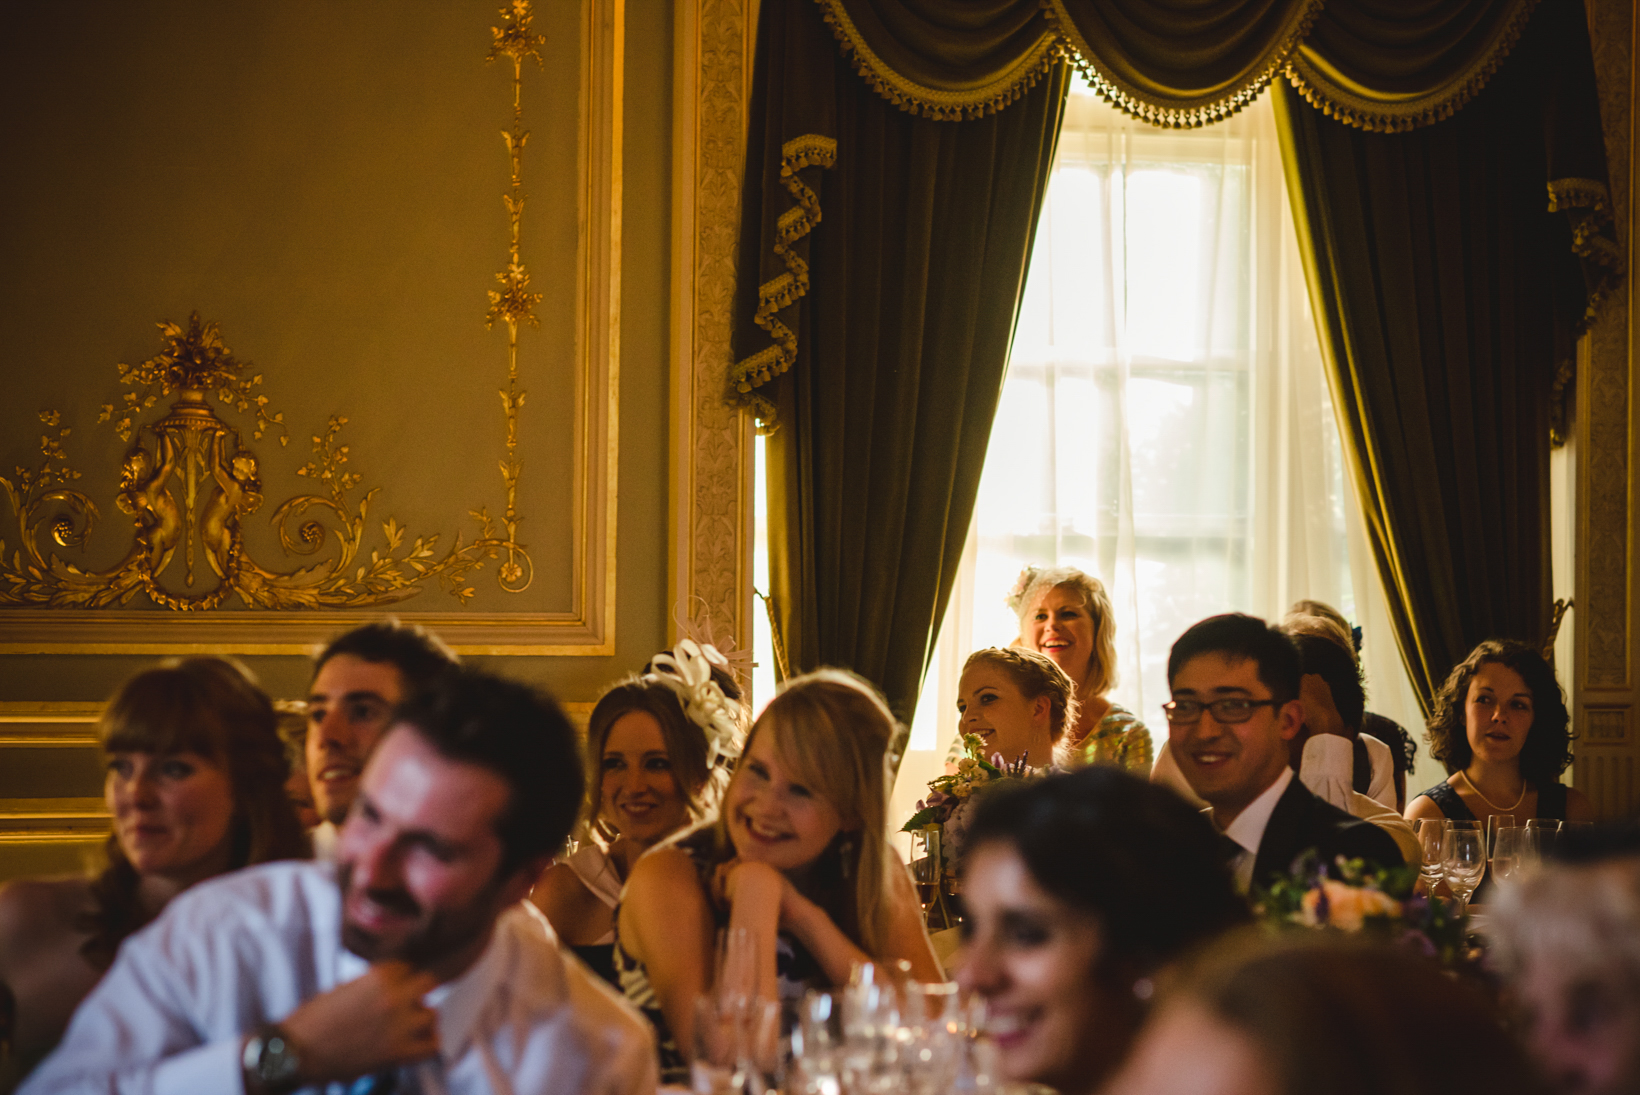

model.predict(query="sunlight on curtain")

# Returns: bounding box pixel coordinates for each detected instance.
[889,82,1400,834]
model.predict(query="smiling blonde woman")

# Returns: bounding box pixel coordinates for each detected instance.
[1008,566,1152,772]
[613,670,941,1084]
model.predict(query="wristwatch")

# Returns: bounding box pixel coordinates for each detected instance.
[242,1023,302,1094]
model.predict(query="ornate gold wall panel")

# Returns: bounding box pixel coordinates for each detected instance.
[0,0,624,657]
[669,0,756,659]
[1573,0,1638,819]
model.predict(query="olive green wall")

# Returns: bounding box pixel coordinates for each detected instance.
[0,0,674,876]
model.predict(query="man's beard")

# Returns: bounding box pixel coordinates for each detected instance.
[337,861,505,969]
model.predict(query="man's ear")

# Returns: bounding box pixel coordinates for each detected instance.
[1276,698,1305,742]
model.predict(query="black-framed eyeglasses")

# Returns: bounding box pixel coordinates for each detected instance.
[1162,698,1280,725]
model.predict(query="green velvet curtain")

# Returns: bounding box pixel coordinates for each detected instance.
[735,0,1069,722]
[809,0,1543,128]
[1273,0,1615,712]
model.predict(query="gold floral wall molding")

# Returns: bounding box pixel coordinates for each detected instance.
[0,314,530,611]
[0,0,622,656]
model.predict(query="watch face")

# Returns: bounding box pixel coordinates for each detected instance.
[258,1030,301,1086]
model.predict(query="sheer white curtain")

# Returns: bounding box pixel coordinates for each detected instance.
[891,83,1364,830]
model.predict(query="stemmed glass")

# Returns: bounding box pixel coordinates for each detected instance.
[911,828,953,930]
[691,928,778,1095]
[1413,818,1447,894]
[1442,825,1486,912]
[1490,825,1524,886]
[1524,818,1557,859]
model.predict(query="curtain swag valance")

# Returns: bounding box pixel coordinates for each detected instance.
[815,0,1544,132]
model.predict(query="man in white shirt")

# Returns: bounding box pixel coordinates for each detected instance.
[1163,613,1404,893]
[23,668,655,1095]
[304,619,460,860]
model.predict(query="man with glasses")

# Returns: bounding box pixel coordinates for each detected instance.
[306,620,460,858]
[1164,613,1403,892]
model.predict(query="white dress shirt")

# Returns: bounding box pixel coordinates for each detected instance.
[1300,733,1395,811]
[21,861,656,1095]
[1212,767,1295,893]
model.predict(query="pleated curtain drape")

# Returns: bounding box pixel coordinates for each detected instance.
[734,0,1618,723]
[734,0,1070,723]
[1273,0,1616,710]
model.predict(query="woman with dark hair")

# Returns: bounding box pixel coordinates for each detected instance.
[531,642,746,987]
[1106,936,1548,1095]
[1405,640,1594,844]
[955,766,1249,1095]
[0,657,308,1081]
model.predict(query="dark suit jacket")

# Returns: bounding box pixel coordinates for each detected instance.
[1250,774,1405,891]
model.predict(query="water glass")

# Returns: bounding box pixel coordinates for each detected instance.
[1442,826,1486,911]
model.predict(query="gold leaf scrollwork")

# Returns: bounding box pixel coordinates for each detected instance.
[480,0,545,594]
[0,314,534,611]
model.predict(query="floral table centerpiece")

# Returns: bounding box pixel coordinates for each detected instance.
[901,734,1043,902]
[1254,852,1474,972]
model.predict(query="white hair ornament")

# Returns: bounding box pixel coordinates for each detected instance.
[645,638,743,769]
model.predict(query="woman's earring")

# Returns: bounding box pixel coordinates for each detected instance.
[838,832,856,878]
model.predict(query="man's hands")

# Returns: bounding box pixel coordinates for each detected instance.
[277,961,439,1085]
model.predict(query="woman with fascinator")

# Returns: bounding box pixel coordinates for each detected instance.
[531,639,747,988]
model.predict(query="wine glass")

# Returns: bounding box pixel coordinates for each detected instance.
[1412,818,1447,894]
[1443,826,1486,912]
[1523,818,1557,858]
[1490,825,1523,886]
[911,829,943,912]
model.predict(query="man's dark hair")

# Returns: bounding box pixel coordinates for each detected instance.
[967,767,1250,976]
[392,667,583,874]
[1291,633,1366,732]
[314,618,459,683]
[1167,613,1302,707]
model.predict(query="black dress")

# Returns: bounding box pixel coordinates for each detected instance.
[1419,779,1567,902]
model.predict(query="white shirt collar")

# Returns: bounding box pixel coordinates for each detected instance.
[1217,766,1294,856]
[333,902,570,1069]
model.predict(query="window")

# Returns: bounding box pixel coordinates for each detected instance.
[748,82,1426,832]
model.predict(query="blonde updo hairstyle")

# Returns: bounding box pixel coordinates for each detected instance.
[720,669,898,959]
[1011,566,1120,697]
[962,647,1080,746]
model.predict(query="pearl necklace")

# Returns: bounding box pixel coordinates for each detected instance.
[1457,770,1528,814]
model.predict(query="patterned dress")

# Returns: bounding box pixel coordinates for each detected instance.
[1063,702,1154,772]
[611,827,822,1085]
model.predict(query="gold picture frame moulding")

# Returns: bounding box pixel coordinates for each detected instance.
[0,0,622,657]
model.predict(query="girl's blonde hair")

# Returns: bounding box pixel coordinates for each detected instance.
[1012,566,1119,698]
[720,669,898,959]
[961,647,1080,745]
